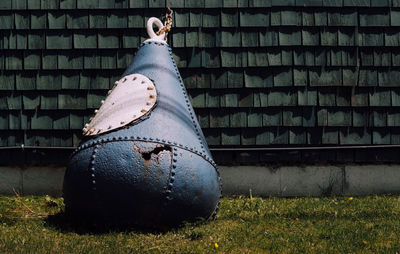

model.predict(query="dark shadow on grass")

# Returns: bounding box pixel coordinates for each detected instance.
[45,211,171,235]
[44,211,209,235]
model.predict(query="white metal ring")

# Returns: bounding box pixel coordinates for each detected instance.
[146,17,166,42]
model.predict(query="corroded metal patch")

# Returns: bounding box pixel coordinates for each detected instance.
[83,74,157,136]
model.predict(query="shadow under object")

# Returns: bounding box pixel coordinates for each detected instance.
[63,19,221,229]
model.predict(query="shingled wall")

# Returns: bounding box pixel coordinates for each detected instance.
[1,0,400,164]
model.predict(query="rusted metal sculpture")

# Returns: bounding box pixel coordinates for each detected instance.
[63,12,222,228]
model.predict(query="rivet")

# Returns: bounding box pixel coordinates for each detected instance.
[147,87,154,90]
[172,165,176,169]
[91,155,96,159]
[141,109,147,113]
[166,190,171,194]
[133,77,137,81]
[162,139,166,142]
[91,174,95,177]
[118,137,122,140]
[149,95,155,99]
[94,110,98,114]
[173,153,178,156]
[89,117,93,121]
[108,125,112,129]
[108,90,112,95]
[146,102,151,106]
[114,81,119,85]
[173,159,177,162]
[97,129,101,134]
[122,77,127,82]
[89,167,95,172]
[170,177,175,182]
[133,114,137,118]
[120,121,125,124]
[85,123,89,127]
[101,100,105,104]
[168,183,173,188]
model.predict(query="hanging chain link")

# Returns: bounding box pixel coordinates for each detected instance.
[156,7,173,40]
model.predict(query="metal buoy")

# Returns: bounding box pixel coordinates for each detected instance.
[62,11,222,228]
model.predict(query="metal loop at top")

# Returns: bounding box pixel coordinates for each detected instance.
[146,17,166,43]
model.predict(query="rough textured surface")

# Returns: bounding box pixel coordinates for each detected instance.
[62,41,222,227]
[220,164,400,197]
[0,2,400,163]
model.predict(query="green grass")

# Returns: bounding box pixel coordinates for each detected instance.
[1,195,400,253]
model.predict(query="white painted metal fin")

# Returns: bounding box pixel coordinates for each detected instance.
[83,73,157,136]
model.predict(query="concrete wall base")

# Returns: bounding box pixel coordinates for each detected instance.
[220,165,400,197]
[1,164,400,197]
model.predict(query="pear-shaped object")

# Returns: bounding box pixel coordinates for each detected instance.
[63,17,221,228]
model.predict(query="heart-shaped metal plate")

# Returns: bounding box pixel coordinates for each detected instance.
[83,73,157,136]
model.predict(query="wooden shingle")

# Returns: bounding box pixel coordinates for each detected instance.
[240,9,269,27]
[48,11,66,29]
[40,92,58,109]
[24,51,41,70]
[37,72,61,90]
[28,32,45,49]
[7,93,22,109]
[76,0,99,9]
[46,31,72,49]
[15,13,30,29]
[60,0,76,9]
[67,12,88,29]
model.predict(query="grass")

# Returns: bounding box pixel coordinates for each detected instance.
[1,194,400,253]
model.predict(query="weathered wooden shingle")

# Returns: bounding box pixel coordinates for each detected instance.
[98,32,119,48]
[58,52,84,69]
[279,28,301,46]
[24,51,41,69]
[67,12,89,29]
[240,9,269,27]
[60,0,76,9]
[360,10,389,27]
[59,92,86,109]
[15,13,30,29]
[40,92,58,109]
[46,31,72,49]
[48,11,66,29]
[107,11,127,28]
[37,72,61,90]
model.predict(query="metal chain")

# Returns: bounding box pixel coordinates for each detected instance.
[156,7,173,41]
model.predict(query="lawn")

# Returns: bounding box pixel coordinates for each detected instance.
[0,194,400,253]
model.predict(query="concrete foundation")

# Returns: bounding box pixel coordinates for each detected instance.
[0,164,400,197]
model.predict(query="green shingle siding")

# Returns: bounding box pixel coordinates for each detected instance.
[1,4,400,151]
